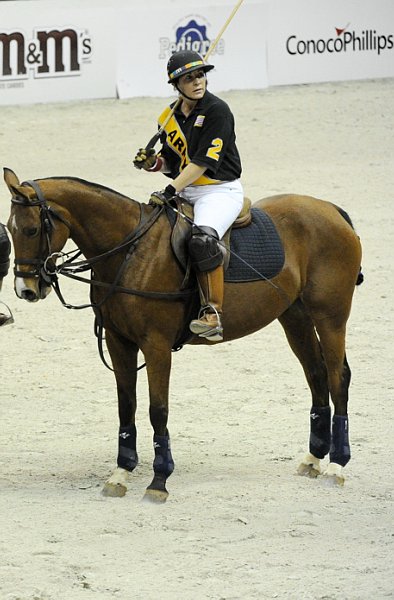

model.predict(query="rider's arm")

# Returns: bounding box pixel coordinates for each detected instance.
[171,162,206,193]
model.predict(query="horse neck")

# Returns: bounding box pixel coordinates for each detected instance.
[40,178,141,256]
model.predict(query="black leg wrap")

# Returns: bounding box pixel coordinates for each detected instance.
[117,424,138,471]
[153,432,175,478]
[309,405,331,459]
[330,415,351,467]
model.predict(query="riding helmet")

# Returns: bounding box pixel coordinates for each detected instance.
[167,50,214,83]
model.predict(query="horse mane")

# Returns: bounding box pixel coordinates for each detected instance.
[38,176,135,203]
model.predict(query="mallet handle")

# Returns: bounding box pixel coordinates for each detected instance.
[145,0,245,150]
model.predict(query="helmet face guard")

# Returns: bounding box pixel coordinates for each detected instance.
[167,51,214,84]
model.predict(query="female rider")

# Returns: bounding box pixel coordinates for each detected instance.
[133,50,243,341]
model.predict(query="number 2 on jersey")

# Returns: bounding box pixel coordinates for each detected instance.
[206,138,223,161]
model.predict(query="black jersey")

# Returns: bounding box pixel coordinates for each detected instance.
[158,90,242,185]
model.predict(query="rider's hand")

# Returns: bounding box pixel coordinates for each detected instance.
[133,147,158,171]
[149,184,177,206]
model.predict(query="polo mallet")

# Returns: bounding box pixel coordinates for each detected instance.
[145,0,245,150]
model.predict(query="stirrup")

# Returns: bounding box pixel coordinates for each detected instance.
[189,305,223,341]
[0,302,14,327]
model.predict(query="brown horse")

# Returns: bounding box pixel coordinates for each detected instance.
[4,167,362,501]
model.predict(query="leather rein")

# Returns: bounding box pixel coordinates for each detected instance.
[12,180,196,371]
[13,180,195,307]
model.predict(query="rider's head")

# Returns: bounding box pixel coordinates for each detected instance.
[167,51,214,100]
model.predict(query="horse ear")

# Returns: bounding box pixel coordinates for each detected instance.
[3,167,20,190]
[3,168,31,202]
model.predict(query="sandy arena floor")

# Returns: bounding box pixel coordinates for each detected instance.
[0,78,393,599]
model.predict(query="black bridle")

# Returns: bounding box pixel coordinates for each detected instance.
[12,180,196,305]
[11,180,196,370]
[11,180,71,284]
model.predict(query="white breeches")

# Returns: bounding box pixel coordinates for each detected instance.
[179,179,244,240]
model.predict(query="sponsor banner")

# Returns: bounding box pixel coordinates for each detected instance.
[267,0,394,85]
[0,1,117,105]
[116,2,269,99]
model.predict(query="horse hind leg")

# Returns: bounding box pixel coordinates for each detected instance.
[278,299,331,478]
[312,318,352,486]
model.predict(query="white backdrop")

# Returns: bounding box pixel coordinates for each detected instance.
[0,0,393,105]
[0,1,117,106]
[116,1,269,99]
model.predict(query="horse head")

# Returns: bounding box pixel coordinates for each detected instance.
[4,168,70,302]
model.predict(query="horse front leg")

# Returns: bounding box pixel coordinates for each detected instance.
[142,341,174,503]
[102,330,139,497]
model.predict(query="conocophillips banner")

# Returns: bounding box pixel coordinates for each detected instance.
[267,0,394,85]
[0,1,117,106]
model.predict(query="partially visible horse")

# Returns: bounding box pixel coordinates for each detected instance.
[0,221,12,326]
[0,222,10,288]
[4,168,363,501]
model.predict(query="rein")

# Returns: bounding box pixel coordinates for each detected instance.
[14,180,196,306]
[12,180,196,371]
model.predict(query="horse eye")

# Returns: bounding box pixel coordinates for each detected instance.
[23,226,39,237]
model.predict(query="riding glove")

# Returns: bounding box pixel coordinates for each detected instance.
[133,147,158,170]
[149,184,177,206]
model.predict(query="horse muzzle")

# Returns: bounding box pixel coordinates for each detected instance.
[14,271,51,302]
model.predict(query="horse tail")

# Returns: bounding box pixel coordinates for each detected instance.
[334,205,364,286]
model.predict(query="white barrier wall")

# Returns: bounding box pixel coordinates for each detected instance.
[0,1,117,106]
[0,0,393,106]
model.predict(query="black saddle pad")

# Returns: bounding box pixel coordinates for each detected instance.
[225,208,284,282]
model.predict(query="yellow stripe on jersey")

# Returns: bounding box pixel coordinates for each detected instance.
[158,107,220,185]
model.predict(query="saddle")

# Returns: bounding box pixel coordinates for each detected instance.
[167,197,285,284]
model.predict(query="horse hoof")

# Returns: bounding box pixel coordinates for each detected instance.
[322,462,345,487]
[142,488,169,504]
[102,467,130,497]
[297,463,320,478]
[143,473,169,503]
[297,453,322,478]
[102,482,127,497]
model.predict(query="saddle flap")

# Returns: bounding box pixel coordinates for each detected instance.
[169,200,193,271]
